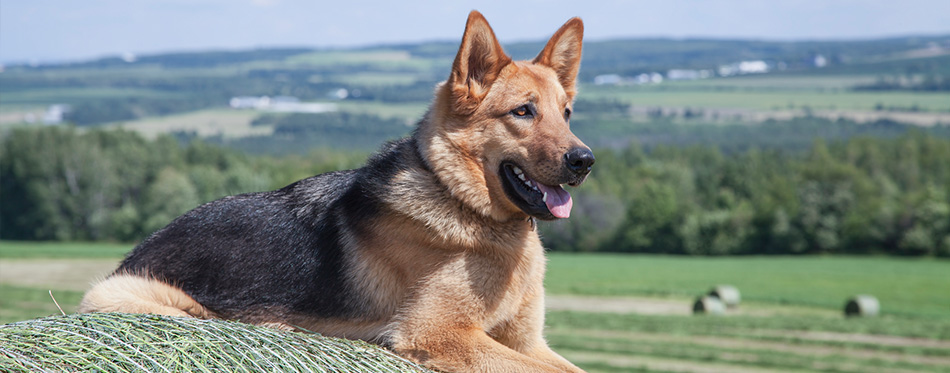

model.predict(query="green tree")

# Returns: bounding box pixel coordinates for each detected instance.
[610,179,683,253]
[897,185,950,256]
[0,127,118,240]
[142,168,200,234]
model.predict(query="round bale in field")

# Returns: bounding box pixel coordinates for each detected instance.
[693,295,726,315]
[844,294,880,317]
[708,285,741,308]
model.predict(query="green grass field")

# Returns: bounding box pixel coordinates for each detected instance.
[583,85,950,113]
[545,254,950,318]
[665,74,881,91]
[0,87,177,105]
[2,241,949,372]
[0,241,131,259]
[106,108,270,139]
[282,50,448,72]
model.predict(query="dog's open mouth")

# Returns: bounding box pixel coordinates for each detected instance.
[500,162,573,220]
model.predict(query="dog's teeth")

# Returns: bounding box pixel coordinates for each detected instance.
[542,192,548,202]
[512,166,523,175]
[519,176,539,192]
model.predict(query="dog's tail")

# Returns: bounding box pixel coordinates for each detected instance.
[79,273,214,318]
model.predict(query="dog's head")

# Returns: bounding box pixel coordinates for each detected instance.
[418,11,593,221]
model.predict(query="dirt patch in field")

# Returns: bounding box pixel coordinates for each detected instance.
[111,110,271,140]
[743,329,950,350]
[630,106,950,127]
[0,259,119,291]
[546,294,693,315]
[546,294,837,317]
[814,110,950,127]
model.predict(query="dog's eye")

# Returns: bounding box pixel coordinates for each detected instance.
[564,108,572,120]
[510,105,533,119]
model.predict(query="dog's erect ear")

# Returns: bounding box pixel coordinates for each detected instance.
[449,10,512,114]
[533,17,584,98]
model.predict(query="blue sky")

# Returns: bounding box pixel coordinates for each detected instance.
[2,0,949,64]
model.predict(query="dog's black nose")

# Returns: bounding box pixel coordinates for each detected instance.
[565,147,595,175]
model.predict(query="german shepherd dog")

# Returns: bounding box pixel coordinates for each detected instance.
[80,11,593,373]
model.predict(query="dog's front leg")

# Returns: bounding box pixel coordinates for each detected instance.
[520,341,586,373]
[391,324,563,373]
[490,291,586,372]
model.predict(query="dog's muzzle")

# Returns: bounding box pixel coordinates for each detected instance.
[564,147,594,185]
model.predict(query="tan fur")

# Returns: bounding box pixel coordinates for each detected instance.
[79,273,214,318]
[79,10,588,372]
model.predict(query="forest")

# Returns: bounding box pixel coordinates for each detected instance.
[2,125,948,256]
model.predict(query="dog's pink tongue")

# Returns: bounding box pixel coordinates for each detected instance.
[536,183,573,218]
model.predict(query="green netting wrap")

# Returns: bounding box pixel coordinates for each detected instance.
[0,313,433,373]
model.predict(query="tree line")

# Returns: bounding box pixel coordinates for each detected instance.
[541,132,950,256]
[855,74,950,92]
[2,126,948,256]
[0,127,363,242]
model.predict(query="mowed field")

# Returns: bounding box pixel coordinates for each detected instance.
[1,241,948,372]
[585,74,950,113]
[107,109,271,139]
[543,255,950,372]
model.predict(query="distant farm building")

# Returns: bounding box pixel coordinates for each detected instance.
[718,60,770,76]
[229,96,336,113]
[667,69,713,81]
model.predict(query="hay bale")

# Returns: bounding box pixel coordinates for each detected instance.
[0,312,433,373]
[844,295,880,317]
[708,285,741,308]
[692,295,726,315]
